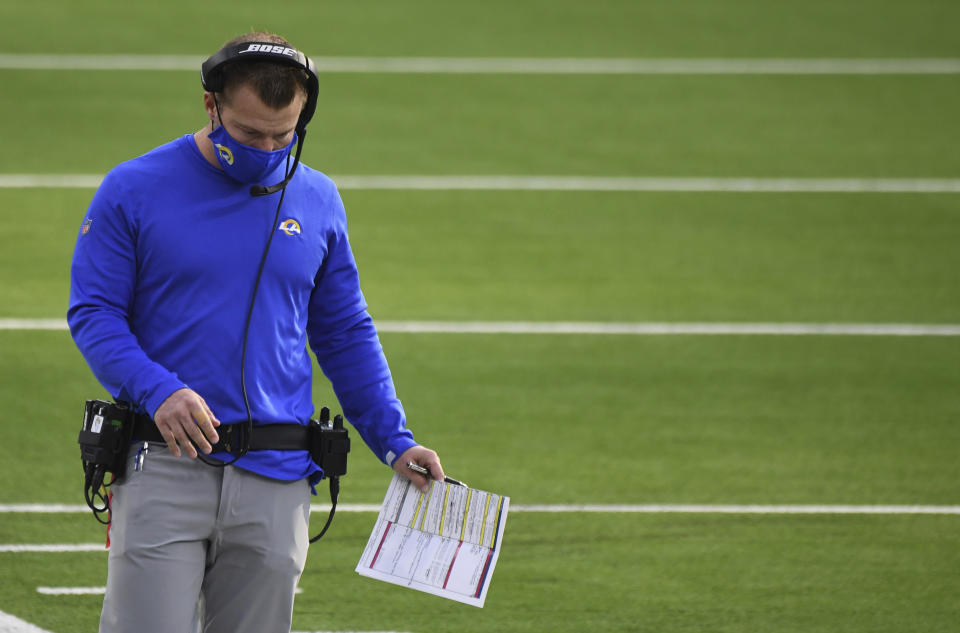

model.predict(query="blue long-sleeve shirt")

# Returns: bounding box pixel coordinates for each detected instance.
[68,135,417,483]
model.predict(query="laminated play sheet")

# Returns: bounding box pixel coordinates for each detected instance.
[355,473,509,607]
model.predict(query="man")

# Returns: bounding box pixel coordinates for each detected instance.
[68,32,445,633]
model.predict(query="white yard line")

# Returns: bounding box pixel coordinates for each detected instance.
[513,504,960,514]
[0,503,85,512]
[322,176,960,193]
[0,503,375,514]
[0,175,101,188]
[2,504,959,517]
[35,587,104,595]
[373,321,960,336]
[0,544,104,553]
[34,586,304,595]
[0,55,959,74]
[3,174,960,192]
[0,319,69,331]
[3,320,960,336]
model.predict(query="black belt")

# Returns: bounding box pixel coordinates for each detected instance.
[132,414,309,453]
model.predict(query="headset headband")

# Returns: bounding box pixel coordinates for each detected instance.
[200,41,319,130]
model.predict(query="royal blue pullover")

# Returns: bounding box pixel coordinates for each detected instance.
[68,135,417,484]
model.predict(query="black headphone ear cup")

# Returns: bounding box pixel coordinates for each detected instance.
[298,61,319,128]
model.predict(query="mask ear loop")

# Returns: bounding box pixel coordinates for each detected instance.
[211,94,223,132]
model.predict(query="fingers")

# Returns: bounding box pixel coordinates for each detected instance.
[393,446,447,492]
[185,400,220,454]
[153,388,221,458]
[422,454,446,483]
[203,400,221,428]
[156,424,183,458]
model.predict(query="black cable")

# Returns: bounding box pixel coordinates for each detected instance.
[83,464,112,525]
[310,477,340,543]
[197,151,291,468]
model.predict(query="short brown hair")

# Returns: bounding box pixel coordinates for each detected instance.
[217,31,310,109]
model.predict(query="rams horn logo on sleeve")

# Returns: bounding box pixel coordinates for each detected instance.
[278,219,301,236]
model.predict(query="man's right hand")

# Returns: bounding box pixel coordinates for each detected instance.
[153,388,221,458]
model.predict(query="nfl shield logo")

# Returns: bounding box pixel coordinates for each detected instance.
[81,218,92,235]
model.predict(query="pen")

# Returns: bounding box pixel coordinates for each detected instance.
[406,461,467,487]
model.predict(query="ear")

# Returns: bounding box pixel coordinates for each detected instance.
[202,92,218,126]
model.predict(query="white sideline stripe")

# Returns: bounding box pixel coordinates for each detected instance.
[0,609,53,633]
[1,55,959,75]
[3,174,960,192]
[4,320,960,337]
[2,504,959,518]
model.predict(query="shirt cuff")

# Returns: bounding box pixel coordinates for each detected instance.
[384,438,419,467]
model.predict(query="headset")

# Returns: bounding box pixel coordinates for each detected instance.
[201,41,320,196]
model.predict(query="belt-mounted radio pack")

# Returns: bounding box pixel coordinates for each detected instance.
[309,406,349,478]
[78,399,350,540]
[78,399,136,525]
[307,406,350,542]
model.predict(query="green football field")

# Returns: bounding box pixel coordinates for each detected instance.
[1,1,959,632]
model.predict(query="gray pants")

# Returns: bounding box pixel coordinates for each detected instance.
[100,443,311,633]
